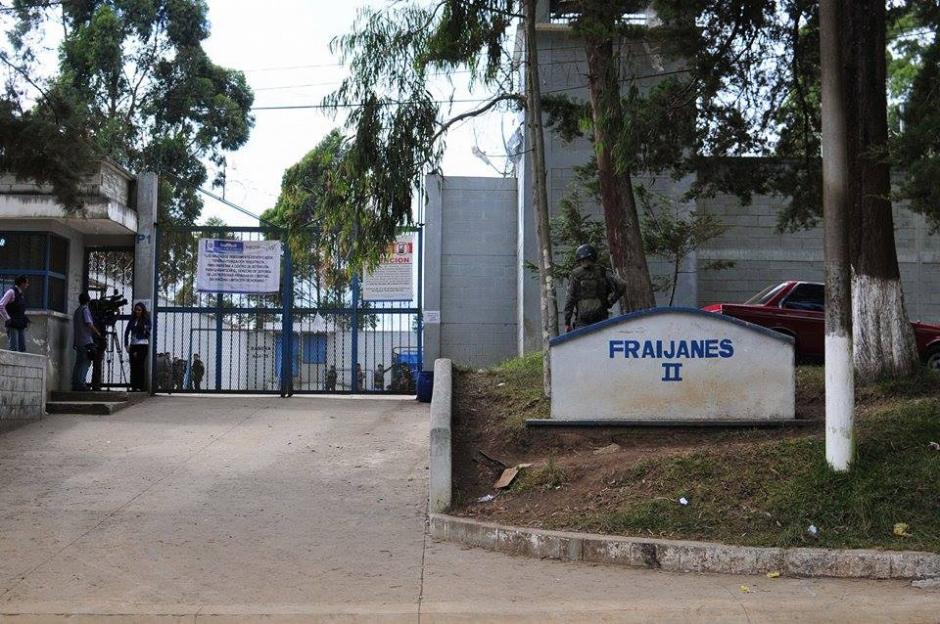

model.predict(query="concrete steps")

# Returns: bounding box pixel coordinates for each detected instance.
[46,391,148,415]
[50,391,129,402]
[46,401,128,415]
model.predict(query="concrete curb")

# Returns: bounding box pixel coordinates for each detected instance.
[429,514,940,580]
[428,358,453,513]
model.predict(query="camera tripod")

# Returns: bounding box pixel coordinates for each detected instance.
[91,326,127,390]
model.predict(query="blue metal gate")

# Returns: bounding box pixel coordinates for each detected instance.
[152,224,423,395]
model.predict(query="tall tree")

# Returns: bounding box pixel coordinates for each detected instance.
[845,0,918,381]
[327,0,561,394]
[543,1,778,311]
[767,0,928,380]
[2,0,254,223]
[261,130,357,308]
[572,1,655,310]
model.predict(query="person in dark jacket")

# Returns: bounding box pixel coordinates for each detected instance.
[0,276,30,352]
[564,244,626,331]
[123,302,151,392]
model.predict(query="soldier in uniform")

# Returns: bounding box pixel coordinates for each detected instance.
[172,357,187,391]
[564,244,626,332]
[373,363,385,392]
[401,364,414,394]
[325,365,337,392]
[155,353,174,392]
[190,354,205,391]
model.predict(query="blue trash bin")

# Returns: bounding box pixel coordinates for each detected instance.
[417,371,434,403]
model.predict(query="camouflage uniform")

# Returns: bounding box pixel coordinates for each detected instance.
[564,262,626,329]
[190,355,205,391]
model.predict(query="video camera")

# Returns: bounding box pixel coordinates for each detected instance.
[89,289,128,329]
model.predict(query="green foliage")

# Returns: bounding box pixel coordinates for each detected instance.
[639,191,734,305]
[744,2,940,232]
[527,190,610,281]
[895,15,940,232]
[324,1,522,269]
[541,0,788,225]
[0,94,97,210]
[1,0,254,222]
[262,131,353,301]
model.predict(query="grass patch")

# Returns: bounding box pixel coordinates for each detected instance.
[556,398,940,552]
[796,365,825,402]
[460,351,548,435]
[511,456,567,493]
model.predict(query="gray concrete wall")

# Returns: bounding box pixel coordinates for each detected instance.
[696,191,940,323]
[424,175,518,369]
[516,24,692,350]
[0,350,46,431]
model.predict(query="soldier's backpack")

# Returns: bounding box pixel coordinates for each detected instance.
[576,265,609,323]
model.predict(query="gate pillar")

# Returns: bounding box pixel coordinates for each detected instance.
[134,172,158,388]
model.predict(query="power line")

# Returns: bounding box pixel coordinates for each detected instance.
[242,62,345,72]
[252,96,515,111]
[251,65,695,110]
[195,186,274,226]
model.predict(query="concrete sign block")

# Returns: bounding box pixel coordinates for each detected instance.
[549,308,795,422]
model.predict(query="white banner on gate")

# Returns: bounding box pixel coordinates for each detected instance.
[362,234,415,301]
[196,239,282,294]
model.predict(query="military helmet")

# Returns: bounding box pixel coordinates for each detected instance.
[575,244,597,262]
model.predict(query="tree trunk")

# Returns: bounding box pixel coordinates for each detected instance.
[524,0,560,398]
[820,0,855,472]
[845,0,919,382]
[583,25,656,311]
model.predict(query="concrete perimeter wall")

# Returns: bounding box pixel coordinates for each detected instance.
[424,175,518,370]
[697,193,940,323]
[0,350,46,431]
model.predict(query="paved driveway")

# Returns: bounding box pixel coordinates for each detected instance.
[0,397,936,622]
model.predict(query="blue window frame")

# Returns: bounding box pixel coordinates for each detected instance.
[302,333,327,364]
[273,333,301,379]
[0,232,69,313]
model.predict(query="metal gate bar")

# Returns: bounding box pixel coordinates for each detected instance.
[152,224,422,396]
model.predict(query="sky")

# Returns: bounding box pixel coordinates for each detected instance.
[200,0,518,226]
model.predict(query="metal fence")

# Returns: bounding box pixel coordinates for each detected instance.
[84,247,135,389]
[152,224,422,395]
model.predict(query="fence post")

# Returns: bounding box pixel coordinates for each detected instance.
[150,224,160,395]
[281,240,293,397]
[351,275,360,393]
[416,225,424,372]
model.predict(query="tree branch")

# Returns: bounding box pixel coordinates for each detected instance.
[432,92,524,141]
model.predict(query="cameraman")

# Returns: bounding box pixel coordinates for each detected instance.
[71,293,102,392]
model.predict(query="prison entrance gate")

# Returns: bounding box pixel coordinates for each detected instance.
[151,224,422,395]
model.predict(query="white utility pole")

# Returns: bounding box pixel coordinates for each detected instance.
[820,0,855,471]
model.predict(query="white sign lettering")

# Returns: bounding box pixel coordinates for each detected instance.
[196,239,282,294]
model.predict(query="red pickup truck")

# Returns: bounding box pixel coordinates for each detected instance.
[702,281,940,370]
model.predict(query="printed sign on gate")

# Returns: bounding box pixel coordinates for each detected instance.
[362,235,415,301]
[196,239,282,294]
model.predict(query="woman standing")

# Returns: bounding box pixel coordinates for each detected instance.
[124,302,151,392]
